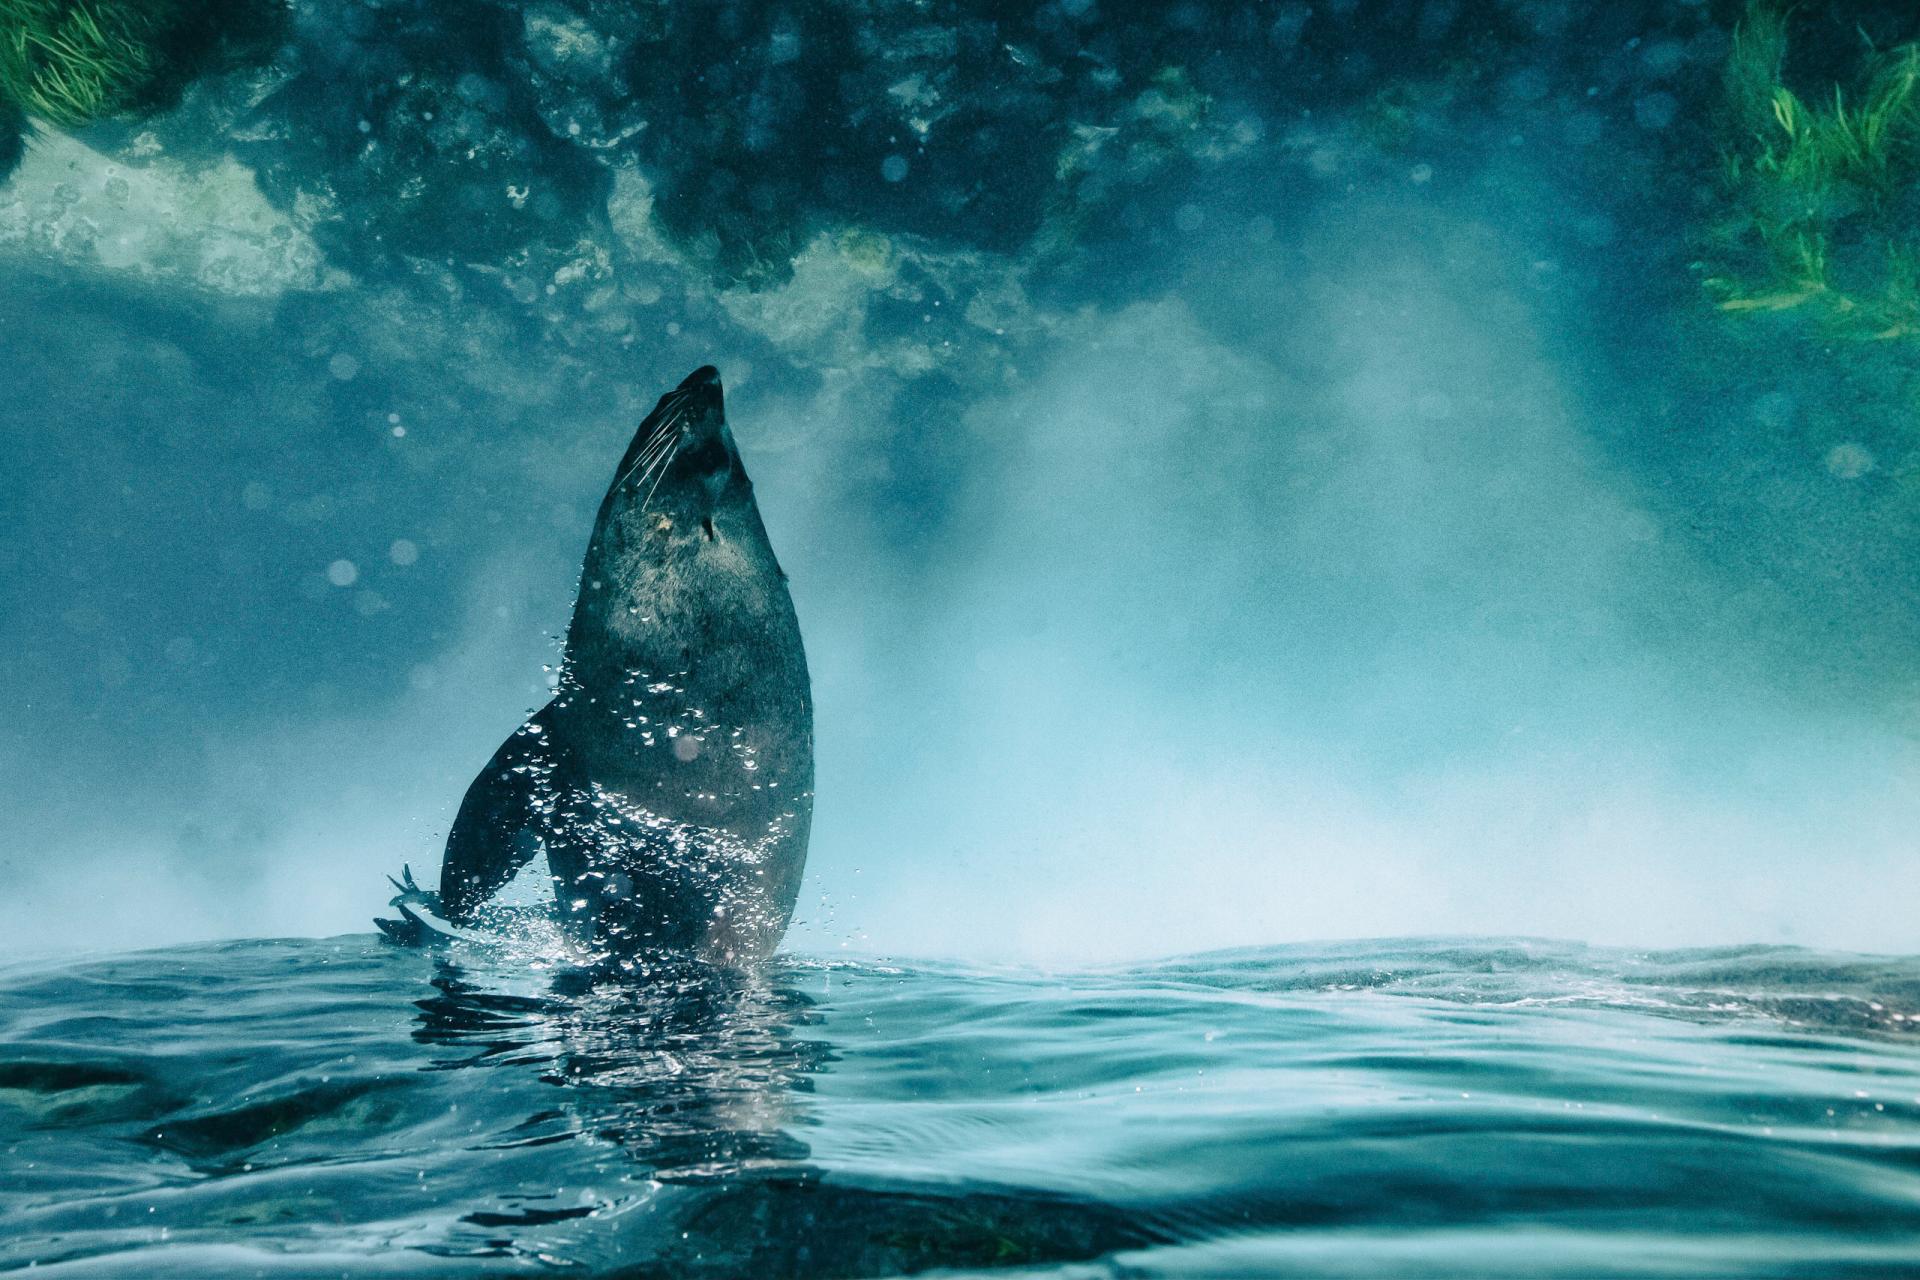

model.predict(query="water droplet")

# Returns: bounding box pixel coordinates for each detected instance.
[1825,442,1874,480]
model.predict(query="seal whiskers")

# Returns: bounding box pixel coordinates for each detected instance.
[609,394,689,495]
[638,435,681,514]
[629,413,681,494]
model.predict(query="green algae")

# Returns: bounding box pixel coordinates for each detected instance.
[1706,1,1920,340]
[0,0,283,134]
[0,0,181,126]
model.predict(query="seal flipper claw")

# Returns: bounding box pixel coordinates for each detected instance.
[377,861,452,943]
[388,865,429,897]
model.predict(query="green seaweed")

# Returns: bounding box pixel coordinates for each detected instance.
[0,0,283,133]
[0,0,177,125]
[1706,1,1920,340]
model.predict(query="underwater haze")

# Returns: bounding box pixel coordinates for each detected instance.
[6,0,1920,1275]
[4,0,1919,961]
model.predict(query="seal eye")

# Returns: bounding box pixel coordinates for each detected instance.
[701,517,716,542]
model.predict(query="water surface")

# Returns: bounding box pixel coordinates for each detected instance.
[3,938,1918,1277]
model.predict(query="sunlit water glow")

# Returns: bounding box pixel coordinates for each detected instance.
[4,937,1919,1277]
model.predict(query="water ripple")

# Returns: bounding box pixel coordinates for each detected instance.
[2,937,1918,1276]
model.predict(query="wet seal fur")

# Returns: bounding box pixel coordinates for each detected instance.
[378,366,812,964]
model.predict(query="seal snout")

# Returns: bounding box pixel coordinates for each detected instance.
[675,365,725,422]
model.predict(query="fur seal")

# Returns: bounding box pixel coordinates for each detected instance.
[379,366,813,964]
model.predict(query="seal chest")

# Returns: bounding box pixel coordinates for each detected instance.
[415,365,812,964]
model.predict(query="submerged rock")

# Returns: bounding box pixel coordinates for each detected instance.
[0,129,333,296]
[241,3,608,272]
[0,0,1742,293]
[507,0,660,152]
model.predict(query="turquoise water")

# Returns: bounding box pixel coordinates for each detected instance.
[4,938,1919,1277]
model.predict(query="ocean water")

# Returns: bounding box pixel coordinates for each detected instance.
[4,937,1919,1278]
[8,2,1920,1273]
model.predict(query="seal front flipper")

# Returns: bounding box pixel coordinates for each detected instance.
[437,710,557,922]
